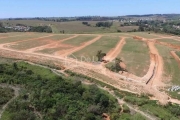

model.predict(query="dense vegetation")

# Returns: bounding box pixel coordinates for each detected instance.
[121,20,180,35]
[0,22,7,33]
[96,22,113,28]
[66,70,180,120]
[0,87,14,109]
[0,61,121,120]
[29,26,52,33]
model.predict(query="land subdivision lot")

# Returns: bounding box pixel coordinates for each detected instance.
[156,45,180,84]
[116,38,150,77]
[176,51,180,57]
[128,32,161,39]
[70,36,120,61]
[62,35,96,46]
[156,38,180,45]
[36,35,96,55]
[7,35,73,50]
[0,33,51,44]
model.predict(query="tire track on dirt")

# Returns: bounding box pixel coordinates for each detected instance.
[57,35,102,57]
[25,35,79,53]
[104,37,126,61]
[145,41,164,86]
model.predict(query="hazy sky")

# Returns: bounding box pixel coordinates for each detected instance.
[0,0,180,18]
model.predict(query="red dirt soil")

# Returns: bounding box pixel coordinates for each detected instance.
[104,37,126,61]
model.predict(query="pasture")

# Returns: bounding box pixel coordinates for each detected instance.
[1,20,139,34]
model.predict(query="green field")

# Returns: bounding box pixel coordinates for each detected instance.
[176,51,180,57]
[0,33,51,44]
[116,38,150,77]
[157,38,180,45]
[70,36,120,61]
[62,35,97,46]
[1,20,139,34]
[156,44,180,85]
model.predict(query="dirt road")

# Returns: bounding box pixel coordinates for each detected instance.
[57,35,102,57]
[104,37,126,61]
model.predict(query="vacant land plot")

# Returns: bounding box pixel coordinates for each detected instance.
[42,34,73,41]
[0,32,25,38]
[37,46,74,54]
[9,39,53,50]
[157,38,180,45]
[62,35,96,46]
[0,33,51,44]
[7,35,73,50]
[128,32,160,39]
[176,51,180,57]
[71,36,120,61]
[116,38,150,77]
[156,44,180,85]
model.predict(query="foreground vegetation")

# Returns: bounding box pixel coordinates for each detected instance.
[0,60,121,120]
[65,70,180,120]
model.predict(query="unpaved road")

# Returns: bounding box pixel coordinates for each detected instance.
[58,35,102,57]
[105,37,126,61]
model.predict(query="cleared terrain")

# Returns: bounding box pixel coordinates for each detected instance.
[0,32,180,106]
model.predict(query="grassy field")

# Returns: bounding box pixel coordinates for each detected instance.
[7,35,73,50]
[37,47,73,54]
[1,20,139,34]
[157,38,180,45]
[0,33,51,44]
[176,51,180,57]
[116,38,150,77]
[156,44,180,85]
[0,32,25,37]
[128,32,160,39]
[70,36,120,61]
[62,35,96,46]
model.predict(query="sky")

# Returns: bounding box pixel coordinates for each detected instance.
[0,0,180,18]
